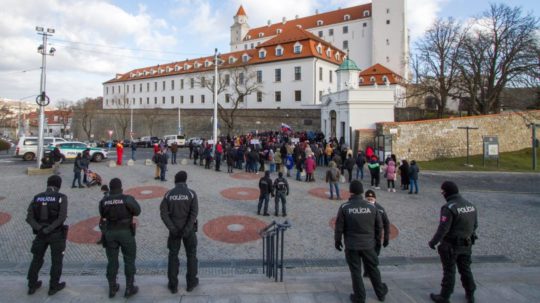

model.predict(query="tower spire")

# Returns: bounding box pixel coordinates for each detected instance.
[236,5,247,16]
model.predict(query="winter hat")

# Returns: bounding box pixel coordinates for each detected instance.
[109,178,122,191]
[349,180,364,195]
[441,181,459,197]
[47,175,62,189]
[278,172,283,178]
[365,189,376,199]
[175,171,187,183]
[265,171,270,177]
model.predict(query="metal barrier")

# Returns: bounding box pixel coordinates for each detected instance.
[259,220,292,282]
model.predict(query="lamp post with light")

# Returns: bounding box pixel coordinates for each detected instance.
[35,26,56,168]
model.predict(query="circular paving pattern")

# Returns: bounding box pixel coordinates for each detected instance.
[308,187,351,200]
[220,187,259,200]
[68,216,139,244]
[230,172,260,180]
[203,215,267,244]
[124,185,169,200]
[329,217,399,240]
[0,212,12,226]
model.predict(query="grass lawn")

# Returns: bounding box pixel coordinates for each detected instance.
[417,148,540,172]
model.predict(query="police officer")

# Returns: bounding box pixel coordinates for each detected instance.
[429,181,478,303]
[160,171,199,293]
[273,172,289,217]
[99,178,141,298]
[257,171,273,216]
[26,175,68,296]
[363,190,390,278]
[335,180,388,303]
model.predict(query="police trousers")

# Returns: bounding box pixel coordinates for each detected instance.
[104,229,137,282]
[274,191,287,215]
[167,231,198,288]
[258,193,270,214]
[437,242,476,298]
[28,231,66,288]
[345,248,387,303]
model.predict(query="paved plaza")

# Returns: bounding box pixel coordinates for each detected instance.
[0,151,539,302]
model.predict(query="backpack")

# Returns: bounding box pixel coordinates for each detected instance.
[152,153,161,164]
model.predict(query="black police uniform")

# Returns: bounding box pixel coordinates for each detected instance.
[335,194,388,303]
[429,193,478,301]
[258,173,273,215]
[374,203,390,255]
[99,187,141,297]
[160,183,199,292]
[273,176,289,216]
[26,185,68,295]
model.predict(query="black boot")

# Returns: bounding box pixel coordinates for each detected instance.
[124,276,139,298]
[108,280,120,298]
[28,280,42,295]
[430,293,450,303]
[48,282,66,296]
[466,292,475,303]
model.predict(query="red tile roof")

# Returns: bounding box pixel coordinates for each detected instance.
[104,27,345,84]
[359,63,402,85]
[236,5,246,17]
[244,3,372,42]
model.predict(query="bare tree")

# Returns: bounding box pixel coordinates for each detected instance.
[143,109,160,136]
[55,100,73,138]
[218,66,262,135]
[113,96,131,140]
[413,18,466,118]
[457,3,539,114]
[0,103,12,129]
[73,97,101,140]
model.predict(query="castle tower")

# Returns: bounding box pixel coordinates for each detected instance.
[336,54,361,91]
[230,5,250,50]
[371,0,409,80]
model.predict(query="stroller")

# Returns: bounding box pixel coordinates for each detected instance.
[86,169,103,187]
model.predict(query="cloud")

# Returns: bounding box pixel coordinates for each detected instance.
[407,0,449,40]
[232,0,320,26]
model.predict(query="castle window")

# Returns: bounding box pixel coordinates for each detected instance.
[228,57,235,64]
[335,52,341,61]
[258,32,264,38]
[276,28,282,34]
[387,9,390,14]
[246,35,251,40]
[275,46,284,56]
[242,54,250,62]
[175,65,180,71]
[343,26,348,34]
[329,29,334,36]
[386,39,390,45]
[344,14,351,21]
[343,40,348,50]
[382,76,389,83]
[259,49,266,59]
[317,20,323,26]
[316,43,322,55]
[370,76,376,83]
[293,42,302,54]
[363,10,370,17]
[326,48,332,57]
[359,77,364,84]
[318,31,323,37]
[386,20,390,25]
[363,22,367,27]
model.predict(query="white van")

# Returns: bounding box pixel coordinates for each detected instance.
[14,136,67,161]
[164,135,186,147]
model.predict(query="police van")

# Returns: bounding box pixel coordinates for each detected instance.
[164,134,186,147]
[46,141,108,162]
[14,136,67,161]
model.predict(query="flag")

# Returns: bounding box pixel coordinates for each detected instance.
[281,123,292,132]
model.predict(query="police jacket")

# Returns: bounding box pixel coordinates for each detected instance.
[259,176,274,195]
[429,193,478,246]
[99,189,141,230]
[335,195,382,250]
[374,203,390,244]
[160,183,198,236]
[26,187,68,235]
[273,177,289,194]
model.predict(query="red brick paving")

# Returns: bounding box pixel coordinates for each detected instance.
[308,187,351,200]
[124,185,169,200]
[68,216,139,244]
[230,172,260,180]
[203,215,268,244]
[329,217,399,240]
[220,187,260,200]
[0,212,11,226]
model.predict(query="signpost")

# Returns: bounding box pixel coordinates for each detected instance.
[458,126,479,167]
[482,136,499,168]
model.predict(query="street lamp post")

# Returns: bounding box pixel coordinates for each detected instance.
[35,26,55,168]
[212,48,218,154]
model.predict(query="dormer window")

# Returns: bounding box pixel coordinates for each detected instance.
[370,76,376,83]
[276,28,282,34]
[359,77,364,84]
[184,64,190,70]
[194,61,201,68]
[259,49,267,59]
[363,10,370,17]
[335,52,341,61]
[293,42,302,54]
[344,14,351,21]
[159,69,164,74]
[258,32,264,38]
[316,43,322,55]
[205,61,211,67]
[228,57,236,64]
[317,20,323,26]
[382,76,389,83]
[275,45,284,56]
[246,35,251,39]
[242,54,250,62]
[326,48,332,58]
[152,69,157,75]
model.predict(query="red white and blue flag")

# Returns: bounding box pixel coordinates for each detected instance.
[281,123,292,132]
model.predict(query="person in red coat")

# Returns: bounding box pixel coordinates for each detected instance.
[304,154,316,182]
[116,141,124,165]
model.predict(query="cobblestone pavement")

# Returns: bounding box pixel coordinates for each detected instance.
[1,154,539,271]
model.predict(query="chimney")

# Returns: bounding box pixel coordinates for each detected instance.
[116,74,122,79]
[282,17,287,24]
[315,9,319,14]
[295,15,299,19]
[267,20,271,27]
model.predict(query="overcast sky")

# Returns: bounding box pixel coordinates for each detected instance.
[0,0,537,105]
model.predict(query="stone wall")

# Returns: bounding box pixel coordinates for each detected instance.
[72,108,320,141]
[376,110,540,161]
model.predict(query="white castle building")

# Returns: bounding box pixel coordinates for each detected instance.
[103,1,409,142]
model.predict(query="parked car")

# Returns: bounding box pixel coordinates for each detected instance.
[163,134,186,147]
[14,136,67,161]
[137,136,160,147]
[187,137,204,146]
[45,141,108,162]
